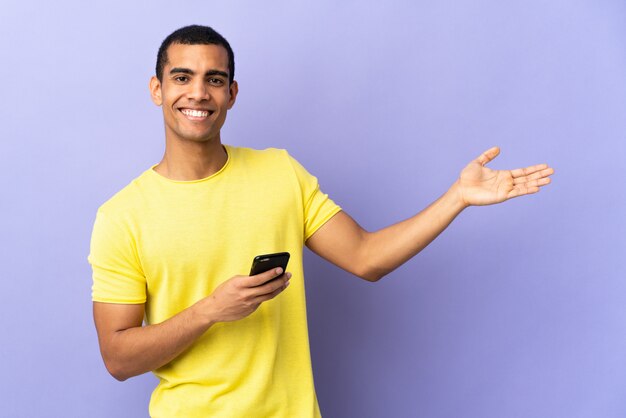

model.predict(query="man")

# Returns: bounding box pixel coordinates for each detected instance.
[89,25,554,417]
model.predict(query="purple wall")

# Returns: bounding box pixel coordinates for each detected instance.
[1,1,625,417]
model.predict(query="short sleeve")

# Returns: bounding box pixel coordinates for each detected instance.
[286,153,342,241]
[88,210,147,304]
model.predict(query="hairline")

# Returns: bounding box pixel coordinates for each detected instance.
[158,41,233,85]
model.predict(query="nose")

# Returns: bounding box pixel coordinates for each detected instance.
[188,79,210,101]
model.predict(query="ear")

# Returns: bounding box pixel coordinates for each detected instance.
[149,76,163,106]
[227,80,239,109]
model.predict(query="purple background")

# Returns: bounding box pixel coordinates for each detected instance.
[1,1,625,417]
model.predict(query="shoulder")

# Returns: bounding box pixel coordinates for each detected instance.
[227,145,300,172]
[95,170,151,222]
[228,145,289,161]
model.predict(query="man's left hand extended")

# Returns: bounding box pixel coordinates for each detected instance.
[455,146,555,207]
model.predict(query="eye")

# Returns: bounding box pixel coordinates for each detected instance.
[208,77,224,86]
[174,75,189,83]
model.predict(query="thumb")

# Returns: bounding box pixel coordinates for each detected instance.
[475,146,500,166]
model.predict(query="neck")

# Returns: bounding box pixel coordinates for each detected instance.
[154,135,228,181]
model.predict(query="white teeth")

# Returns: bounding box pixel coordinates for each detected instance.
[182,109,209,117]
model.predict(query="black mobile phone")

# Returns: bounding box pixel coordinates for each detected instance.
[249,252,290,279]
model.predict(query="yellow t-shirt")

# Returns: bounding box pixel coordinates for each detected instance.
[88,145,341,418]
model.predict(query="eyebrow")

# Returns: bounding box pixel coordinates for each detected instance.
[169,68,229,78]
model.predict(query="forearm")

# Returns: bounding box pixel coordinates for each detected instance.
[103,299,215,381]
[362,181,468,280]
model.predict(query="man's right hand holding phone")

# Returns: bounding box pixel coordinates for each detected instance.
[92,265,291,382]
[196,268,291,324]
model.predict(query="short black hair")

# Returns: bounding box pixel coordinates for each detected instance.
[156,25,235,84]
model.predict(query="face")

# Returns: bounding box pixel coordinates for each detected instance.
[149,43,238,144]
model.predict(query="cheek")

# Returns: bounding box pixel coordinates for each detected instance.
[161,86,183,105]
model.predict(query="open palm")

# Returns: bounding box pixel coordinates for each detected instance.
[458,147,554,206]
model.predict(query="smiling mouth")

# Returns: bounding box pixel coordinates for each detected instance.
[180,108,214,120]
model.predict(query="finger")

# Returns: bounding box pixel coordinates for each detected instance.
[475,146,500,166]
[516,177,552,189]
[512,167,554,185]
[510,164,551,178]
[252,280,290,304]
[246,267,286,287]
[507,184,540,199]
[251,272,292,296]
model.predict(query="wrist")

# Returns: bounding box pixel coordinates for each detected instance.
[448,180,470,211]
[190,296,218,329]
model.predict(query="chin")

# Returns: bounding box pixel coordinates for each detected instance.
[185,132,219,143]
[169,128,213,143]
[167,123,221,144]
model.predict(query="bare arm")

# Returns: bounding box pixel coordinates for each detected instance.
[306,184,465,281]
[306,147,554,281]
[93,268,290,381]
